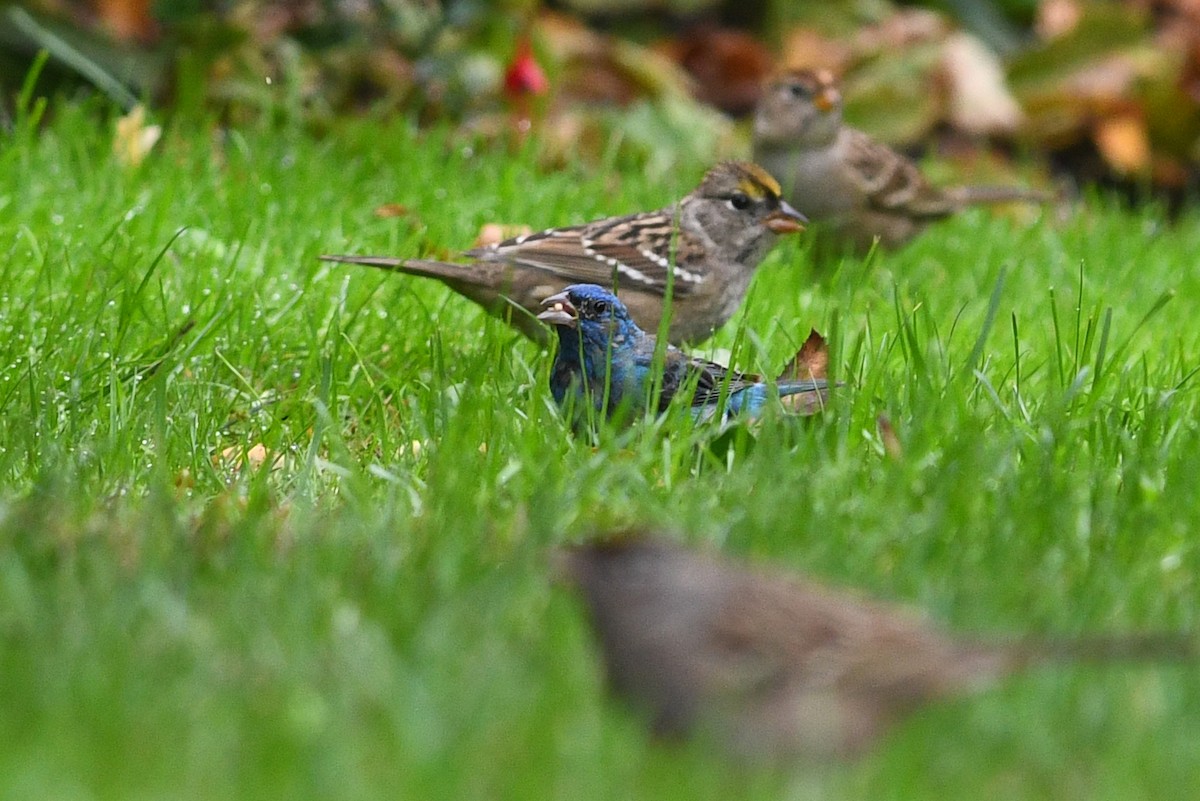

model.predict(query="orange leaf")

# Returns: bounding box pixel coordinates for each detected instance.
[373,203,411,219]
[1093,111,1150,174]
[780,329,829,382]
[475,223,533,248]
[95,0,157,43]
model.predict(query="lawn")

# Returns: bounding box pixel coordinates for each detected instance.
[1,99,1199,800]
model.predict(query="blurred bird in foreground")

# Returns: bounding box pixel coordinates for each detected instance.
[536,284,828,423]
[753,68,1054,254]
[321,162,805,344]
[558,535,1196,761]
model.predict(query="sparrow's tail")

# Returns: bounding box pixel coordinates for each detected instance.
[319,254,502,288]
[950,633,1198,681]
[937,632,1197,697]
[948,185,1058,207]
[1016,632,1199,666]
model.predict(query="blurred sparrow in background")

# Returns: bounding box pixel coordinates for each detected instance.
[754,69,1054,254]
[559,534,1194,761]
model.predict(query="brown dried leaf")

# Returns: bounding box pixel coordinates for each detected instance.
[777,329,831,416]
[941,32,1023,136]
[373,203,411,219]
[878,415,903,460]
[113,105,161,168]
[1037,0,1084,39]
[214,443,285,471]
[95,0,158,43]
[851,9,949,58]
[1093,111,1151,174]
[780,329,829,382]
[658,26,774,115]
[475,223,533,248]
[536,11,693,106]
[780,28,853,76]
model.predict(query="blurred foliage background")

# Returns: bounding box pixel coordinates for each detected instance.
[3,0,1200,200]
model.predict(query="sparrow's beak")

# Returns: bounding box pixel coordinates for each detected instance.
[813,86,840,113]
[764,201,807,235]
[537,291,578,328]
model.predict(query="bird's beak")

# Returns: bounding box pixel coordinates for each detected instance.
[765,201,807,235]
[537,291,578,328]
[814,86,840,113]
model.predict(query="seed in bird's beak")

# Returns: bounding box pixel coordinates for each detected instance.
[537,293,579,328]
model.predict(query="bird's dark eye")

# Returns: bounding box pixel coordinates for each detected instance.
[593,300,608,315]
[729,192,751,211]
[787,83,808,98]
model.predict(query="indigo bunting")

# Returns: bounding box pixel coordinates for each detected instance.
[536,283,827,422]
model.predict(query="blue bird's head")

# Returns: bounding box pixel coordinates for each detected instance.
[537,284,648,414]
[537,284,643,356]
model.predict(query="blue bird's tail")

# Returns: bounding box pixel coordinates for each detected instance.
[706,378,830,421]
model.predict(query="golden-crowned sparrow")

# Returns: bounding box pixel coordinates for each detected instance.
[559,535,1194,761]
[753,69,1053,254]
[320,162,805,344]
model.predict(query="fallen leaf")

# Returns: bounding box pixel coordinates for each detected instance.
[1036,0,1083,39]
[852,9,949,57]
[878,415,903,459]
[174,468,194,490]
[95,0,158,43]
[780,28,852,75]
[941,32,1023,135]
[780,329,829,382]
[475,223,533,248]
[1094,111,1151,174]
[658,26,774,115]
[373,203,411,218]
[113,105,161,167]
[214,443,285,471]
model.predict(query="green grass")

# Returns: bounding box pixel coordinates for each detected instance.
[2,99,1200,800]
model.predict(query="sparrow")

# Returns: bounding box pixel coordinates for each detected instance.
[321,161,805,344]
[559,534,1195,761]
[753,68,1054,253]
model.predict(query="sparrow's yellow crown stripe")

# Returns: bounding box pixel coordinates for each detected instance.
[736,163,782,199]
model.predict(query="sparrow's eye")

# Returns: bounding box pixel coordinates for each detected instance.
[729,192,751,211]
[592,300,609,315]
[787,83,808,98]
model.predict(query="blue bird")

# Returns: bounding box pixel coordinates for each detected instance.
[536,284,828,422]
